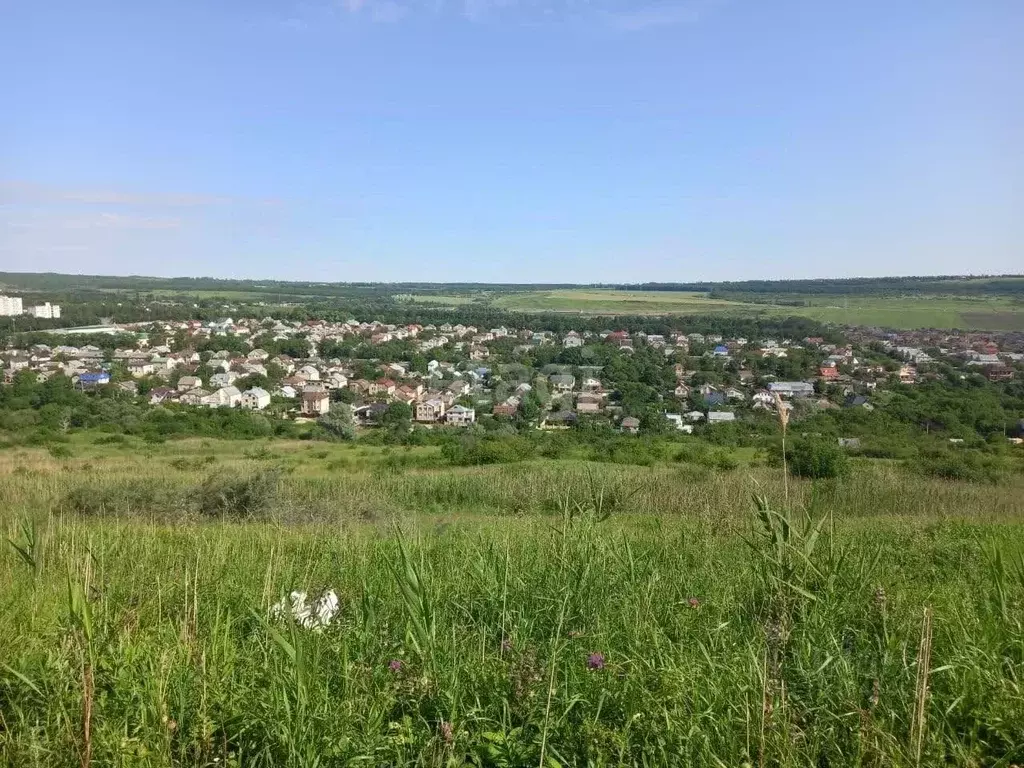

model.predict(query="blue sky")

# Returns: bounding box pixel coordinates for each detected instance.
[1,0,1021,282]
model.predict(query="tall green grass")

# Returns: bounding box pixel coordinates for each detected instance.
[1,448,1023,765]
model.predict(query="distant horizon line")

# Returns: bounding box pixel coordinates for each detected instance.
[2,270,1023,289]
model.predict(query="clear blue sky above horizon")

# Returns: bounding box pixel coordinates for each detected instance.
[1,0,1021,283]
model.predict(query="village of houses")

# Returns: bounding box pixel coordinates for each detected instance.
[1,314,1020,433]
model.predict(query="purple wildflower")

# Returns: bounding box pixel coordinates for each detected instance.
[687,597,701,609]
[586,652,605,671]
[388,659,403,672]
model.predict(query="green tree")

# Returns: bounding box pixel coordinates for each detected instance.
[381,401,413,431]
[319,409,356,441]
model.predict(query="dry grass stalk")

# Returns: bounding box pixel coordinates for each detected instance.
[911,606,933,766]
[773,392,790,507]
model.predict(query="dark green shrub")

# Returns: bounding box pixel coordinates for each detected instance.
[93,434,127,445]
[787,438,850,479]
[441,435,537,466]
[912,451,1011,484]
[62,479,181,517]
[196,469,282,520]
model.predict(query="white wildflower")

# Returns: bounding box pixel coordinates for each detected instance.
[271,589,339,630]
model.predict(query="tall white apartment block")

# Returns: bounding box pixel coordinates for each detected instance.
[0,296,24,316]
[30,302,61,319]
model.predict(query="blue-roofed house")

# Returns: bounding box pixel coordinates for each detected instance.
[703,391,726,406]
[77,371,111,388]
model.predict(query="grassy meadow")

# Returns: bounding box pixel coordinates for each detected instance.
[2,438,1024,766]
[487,289,1024,331]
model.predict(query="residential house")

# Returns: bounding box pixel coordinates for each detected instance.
[581,377,602,391]
[394,386,419,405]
[543,410,577,428]
[767,381,815,398]
[620,416,641,434]
[664,413,693,433]
[492,401,518,418]
[549,374,575,393]
[297,365,321,382]
[76,371,111,388]
[576,393,602,414]
[985,365,1014,382]
[149,386,176,404]
[326,372,348,390]
[203,386,241,408]
[562,332,583,348]
[178,388,211,406]
[445,405,476,426]
[819,366,839,381]
[347,379,372,396]
[241,387,271,410]
[275,385,298,399]
[447,379,470,397]
[703,391,726,407]
[354,402,388,424]
[271,355,296,374]
[128,358,155,377]
[177,375,203,392]
[242,362,268,377]
[209,371,239,389]
[369,378,397,397]
[415,398,446,423]
[674,383,691,398]
[300,390,330,416]
[707,411,736,424]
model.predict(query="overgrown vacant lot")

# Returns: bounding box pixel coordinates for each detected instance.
[2,445,1024,766]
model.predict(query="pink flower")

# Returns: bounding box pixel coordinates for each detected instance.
[388,659,403,672]
[586,652,605,670]
[687,597,701,609]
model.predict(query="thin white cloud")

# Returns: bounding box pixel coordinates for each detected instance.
[324,0,723,27]
[1,210,183,231]
[0,180,281,208]
[371,0,407,22]
[603,3,702,31]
